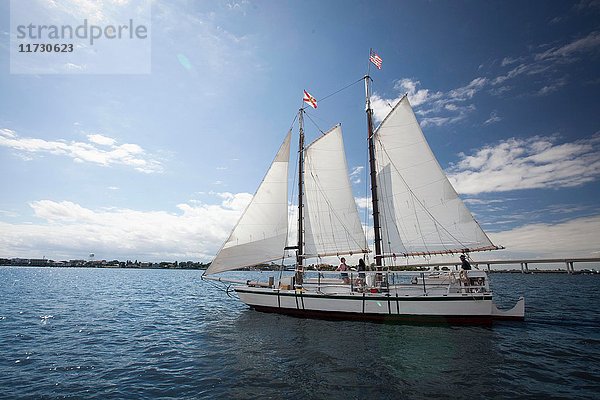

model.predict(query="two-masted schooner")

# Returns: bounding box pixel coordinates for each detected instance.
[202,68,524,324]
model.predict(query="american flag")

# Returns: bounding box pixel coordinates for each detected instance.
[370,50,382,70]
[303,89,317,109]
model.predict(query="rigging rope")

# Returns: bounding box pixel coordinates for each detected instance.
[304,164,368,256]
[301,77,364,110]
[375,136,471,252]
[288,112,298,133]
[304,112,325,135]
[203,276,234,295]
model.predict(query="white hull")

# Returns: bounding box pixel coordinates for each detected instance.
[234,283,524,324]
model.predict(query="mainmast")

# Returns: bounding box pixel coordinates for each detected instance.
[295,108,305,285]
[364,75,383,267]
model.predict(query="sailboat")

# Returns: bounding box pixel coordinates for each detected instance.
[202,73,525,324]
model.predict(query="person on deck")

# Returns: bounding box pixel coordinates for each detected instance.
[460,254,472,270]
[357,258,367,276]
[356,258,367,286]
[336,257,350,284]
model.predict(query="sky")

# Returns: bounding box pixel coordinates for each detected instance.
[0,0,599,263]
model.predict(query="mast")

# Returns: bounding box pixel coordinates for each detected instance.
[295,108,305,285]
[365,75,383,267]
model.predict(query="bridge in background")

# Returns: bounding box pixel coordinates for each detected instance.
[399,257,600,274]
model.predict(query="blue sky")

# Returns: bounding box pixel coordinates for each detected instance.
[0,0,599,262]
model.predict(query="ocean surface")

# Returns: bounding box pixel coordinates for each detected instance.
[0,266,598,399]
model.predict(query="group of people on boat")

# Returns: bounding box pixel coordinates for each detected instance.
[336,257,367,285]
[335,254,473,289]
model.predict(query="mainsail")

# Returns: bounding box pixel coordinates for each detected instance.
[374,96,496,257]
[303,125,368,258]
[204,132,291,275]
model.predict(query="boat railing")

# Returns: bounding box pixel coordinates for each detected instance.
[292,270,488,295]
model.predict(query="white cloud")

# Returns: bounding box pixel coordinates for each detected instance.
[11,192,593,262]
[0,128,163,173]
[489,214,600,258]
[535,30,600,61]
[575,0,600,11]
[353,198,600,260]
[354,196,372,210]
[370,93,399,123]
[0,128,16,138]
[492,63,531,85]
[448,133,600,194]
[463,198,507,205]
[501,56,523,66]
[31,200,97,222]
[64,63,86,71]
[370,78,481,127]
[87,134,117,146]
[393,78,441,106]
[420,109,472,128]
[0,210,19,218]
[0,194,253,261]
[371,78,441,122]
[216,192,253,211]
[484,111,501,125]
[489,85,512,96]
[227,0,250,13]
[448,77,488,100]
[488,30,599,97]
[536,77,568,96]
[549,16,563,25]
[349,166,364,184]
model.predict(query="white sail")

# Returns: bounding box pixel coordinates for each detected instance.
[374,97,495,257]
[204,132,291,275]
[303,125,369,258]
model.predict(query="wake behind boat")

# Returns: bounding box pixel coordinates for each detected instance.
[203,57,524,324]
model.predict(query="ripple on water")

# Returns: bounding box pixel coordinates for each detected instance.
[0,267,598,399]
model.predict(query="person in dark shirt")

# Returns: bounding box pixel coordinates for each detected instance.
[357,258,366,277]
[460,254,472,270]
[354,258,367,287]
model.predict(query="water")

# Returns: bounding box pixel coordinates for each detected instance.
[0,267,598,399]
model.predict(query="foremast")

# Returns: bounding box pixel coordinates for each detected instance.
[364,75,383,267]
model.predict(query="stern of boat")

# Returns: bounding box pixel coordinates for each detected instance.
[491,296,525,321]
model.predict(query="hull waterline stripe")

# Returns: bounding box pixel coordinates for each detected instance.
[250,305,501,325]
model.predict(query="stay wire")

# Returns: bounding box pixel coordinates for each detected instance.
[300,77,364,111]
[318,77,364,104]
[304,112,325,135]
[377,140,469,251]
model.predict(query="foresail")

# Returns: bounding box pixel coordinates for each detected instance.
[204,132,291,275]
[303,125,369,258]
[374,97,496,257]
